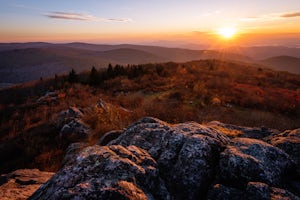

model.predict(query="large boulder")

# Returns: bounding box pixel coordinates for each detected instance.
[59,119,90,142]
[28,118,299,200]
[270,129,300,168]
[62,142,89,166]
[207,121,279,139]
[97,130,124,146]
[208,182,300,200]
[218,138,295,187]
[0,169,54,200]
[110,117,230,200]
[29,145,170,200]
[55,107,84,128]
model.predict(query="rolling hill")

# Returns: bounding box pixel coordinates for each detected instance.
[260,56,300,74]
[0,43,250,86]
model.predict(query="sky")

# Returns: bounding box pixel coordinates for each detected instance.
[0,0,300,46]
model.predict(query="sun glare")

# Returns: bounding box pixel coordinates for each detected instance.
[217,27,237,39]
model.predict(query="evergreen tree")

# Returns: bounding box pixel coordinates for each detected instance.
[106,63,114,78]
[68,68,78,83]
[89,66,100,85]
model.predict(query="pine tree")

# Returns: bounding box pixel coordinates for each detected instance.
[89,66,100,85]
[68,68,78,83]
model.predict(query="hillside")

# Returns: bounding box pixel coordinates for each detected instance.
[0,59,299,199]
[0,43,251,86]
[260,56,300,74]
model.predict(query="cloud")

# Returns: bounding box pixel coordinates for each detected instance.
[280,12,300,18]
[44,11,132,22]
[240,11,300,22]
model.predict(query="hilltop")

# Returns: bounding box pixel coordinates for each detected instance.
[0,59,299,199]
[1,42,299,87]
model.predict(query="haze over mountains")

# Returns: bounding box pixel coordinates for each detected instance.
[0,42,299,87]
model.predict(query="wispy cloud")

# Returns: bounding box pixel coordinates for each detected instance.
[240,11,300,22]
[201,10,222,17]
[280,12,300,18]
[45,12,94,21]
[44,11,132,22]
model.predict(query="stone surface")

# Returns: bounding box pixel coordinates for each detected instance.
[208,182,300,200]
[59,119,90,142]
[110,117,230,200]
[30,145,170,200]
[208,121,279,139]
[27,118,300,200]
[62,142,89,166]
[0,169,54,200]
[219,138,295,187]
[97,130,124,146]
[270,129,300,168]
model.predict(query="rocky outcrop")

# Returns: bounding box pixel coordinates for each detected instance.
[0,169,54,200]
[62,142,89,166]
[97,130,124,146]
[30,145,170,200]
[218,138,294,187]
[208,182,300,200]
[54,107,91,142]
[110,117,230,199]
[29,117,300,200]
[59,119,90,142]
[207,121,279,139]
[270,128,300,168]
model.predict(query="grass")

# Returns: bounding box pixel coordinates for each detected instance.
[0,59,299,173]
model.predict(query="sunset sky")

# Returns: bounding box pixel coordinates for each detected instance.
[0,0,300,46]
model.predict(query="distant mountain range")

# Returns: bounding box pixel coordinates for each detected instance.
[260,56,300,74]
[0,42,299,87]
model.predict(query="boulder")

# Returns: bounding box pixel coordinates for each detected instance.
[270,129,300,168]
[62,142,89,166]
[218,138,295,187]
[208,121,279,139]
[55,107,84,128]
[97,130,124,146]
[208,182,300,200]
[27,118,300,200]
[0,169,54,200]
[59,119,90,142]
[29,145,170,200]
[110,117,230,200]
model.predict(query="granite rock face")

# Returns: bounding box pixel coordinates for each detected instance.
[110,117,230,199]
[29,117,300,200]
[0,169,54,200]
[30,145,170,200]
[218,138,294,187]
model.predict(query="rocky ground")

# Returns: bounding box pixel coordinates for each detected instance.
[23,117,299,200]
[0,169,54,200]
[1,112,299,200]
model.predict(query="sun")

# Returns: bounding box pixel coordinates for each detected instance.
[217,27,237,39]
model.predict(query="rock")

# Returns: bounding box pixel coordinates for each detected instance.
[37,91,59,104]
[27,118,300,199]
[59,119,90,142]
[55,107,84,128]
[270,129,300,168]
[208,121,279,139]
[62,142,89,166]
[0,169,54,200]
[97,130,124,146]
[207,184,245,200]
[29,145,170,200]
[219,138,295,188]
[208,182,300,200]
[246,182,271,200]
[110,117,230,200]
